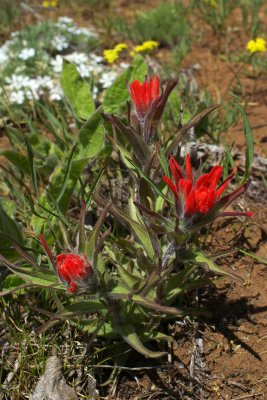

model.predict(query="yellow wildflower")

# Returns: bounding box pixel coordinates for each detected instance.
[129,50,136,58]
[246,37,266,53]
[103,42,128,64]
[103,49,119,64]
[42,0,57,7]
[203,0,217,6]
[114,43,128,51]
[134,41,159,54]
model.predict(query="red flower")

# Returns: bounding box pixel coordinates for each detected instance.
[56,253,93,293]
[163,154,253,222]
[129,75,160,120]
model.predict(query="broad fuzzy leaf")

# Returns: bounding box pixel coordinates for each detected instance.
[61,60,95,120]
[78,106,104,158]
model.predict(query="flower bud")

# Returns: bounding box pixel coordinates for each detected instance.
[56,253,93,293]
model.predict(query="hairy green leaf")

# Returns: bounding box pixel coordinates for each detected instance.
[116,324,166,358]
[61,60,95,120]
[237,105,254,181]
[78,106,104,158]
[185,250,243,281]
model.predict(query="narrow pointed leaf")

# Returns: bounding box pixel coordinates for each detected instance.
[57,300,106,318]
[116,324,166,358]
[185,250,243,281]
[237,105,254,182]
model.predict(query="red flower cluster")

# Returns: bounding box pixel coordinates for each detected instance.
[163,155,253,221]
[56,253,93,293]
[129,75,160,120]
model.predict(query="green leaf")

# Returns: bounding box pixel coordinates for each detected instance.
[0,202,22,245]
[116,324,166,358]
[129,215,155,260]
[0,274,25,293]
[142,331,173,343]
[56,144,77,203]
[0,259,63,289]
[163,265,194,303]
[109,282,131,296]
[126,157,169,201]
[111,141,135,170]
[78,106,104,158]
[103,55,147,113]
[85,201,110,260]
[185,250,243,281]
[0,150,30,174]
[238,249,267,265]
[24,135,39,197]
[237,105,254,181]
[132,294,184,316]
[61,60,95,120]
[93,193,155,260]
[222,140,235,179]
[116,264,142,289]
[57,300,106,318]
[78,319,115,338]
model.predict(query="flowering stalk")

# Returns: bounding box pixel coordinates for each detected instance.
[163,154,253,231]
[39,234,94,293]
[129,75,160,121]
[56,253,93,293]
[128,75,177,143]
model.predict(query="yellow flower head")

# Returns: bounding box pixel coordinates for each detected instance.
[247,37,266,53]
[103,42,128,64]
[103,49,119,64]
[42,0,57,7]
[134,40,159,54]
[203,0,217,6]
[114,43,128,51]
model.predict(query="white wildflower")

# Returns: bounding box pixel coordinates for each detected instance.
[53,35,69,51]
[0,44,9,64]
[99,72,117,88]
[49,86,63,101]
[9,90,25,104]
[90,54,103,63]
[50,55,63,73]
[58,16,73,25]
[18,48,35,60]
[119,62,129,69]
[6,74,31,89]
[10,31,19,38]
[92,86,98,99]
[74,27,97,38]
[77,64,90,78]
[65,52,88,64]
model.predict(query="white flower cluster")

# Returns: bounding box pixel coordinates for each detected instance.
[0,17,129,107]
[57,17,97,38]
[5,74,63,103]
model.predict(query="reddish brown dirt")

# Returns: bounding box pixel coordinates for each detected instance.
[182,44,267,157]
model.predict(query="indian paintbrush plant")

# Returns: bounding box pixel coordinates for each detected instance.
[0,65,254,360]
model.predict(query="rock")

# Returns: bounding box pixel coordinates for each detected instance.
[30,353,78,400]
